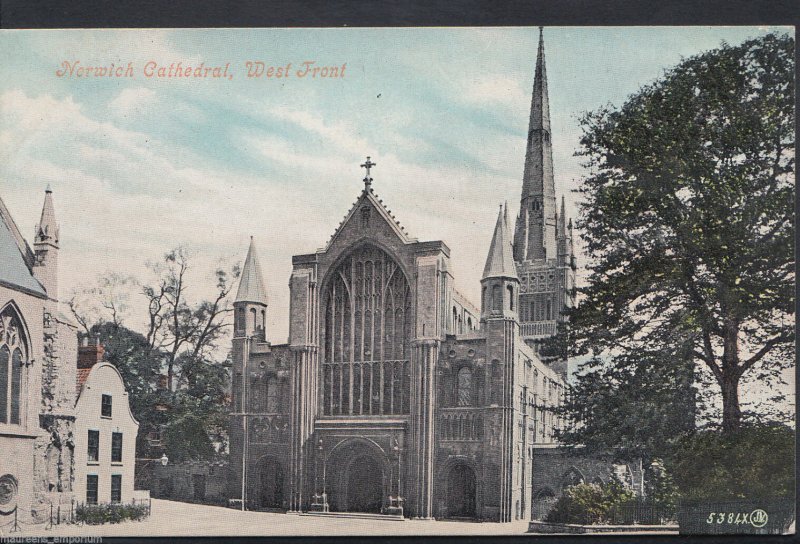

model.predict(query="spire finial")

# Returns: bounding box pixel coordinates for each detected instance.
[361,156,376,189]
[45,183,52,194]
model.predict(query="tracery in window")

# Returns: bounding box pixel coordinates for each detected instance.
[0,305,28,425]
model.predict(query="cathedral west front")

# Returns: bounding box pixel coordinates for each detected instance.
[228,28,577,522]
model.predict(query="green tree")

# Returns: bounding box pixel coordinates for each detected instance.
[71,246,240,462]
[669,424,794,500]
[87,322,164,456]
[568,33,794,436]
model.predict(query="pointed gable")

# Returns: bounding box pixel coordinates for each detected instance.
[235,237,269,306]
[483,204,518,280]
[0,195,47,297]
[322,184,416,253]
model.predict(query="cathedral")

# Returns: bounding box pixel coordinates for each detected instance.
[229,28,576,522]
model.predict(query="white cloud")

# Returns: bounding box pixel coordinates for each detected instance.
[108,87,157,118]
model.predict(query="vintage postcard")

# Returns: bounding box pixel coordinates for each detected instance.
[0,26,794,538]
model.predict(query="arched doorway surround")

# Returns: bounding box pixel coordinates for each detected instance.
[324,438,392,513]
[256,456,285,510]
[445,462,477,518]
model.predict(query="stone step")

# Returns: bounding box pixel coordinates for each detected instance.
[299,511,406,522]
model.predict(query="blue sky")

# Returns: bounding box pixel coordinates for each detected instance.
[0,27,792,349]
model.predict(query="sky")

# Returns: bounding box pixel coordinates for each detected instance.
[0,26,793,415]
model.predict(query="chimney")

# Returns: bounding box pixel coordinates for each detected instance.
[78,334,105,369]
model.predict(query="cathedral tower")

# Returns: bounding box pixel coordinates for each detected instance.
[512,28,576,371]
[514,27,557,263]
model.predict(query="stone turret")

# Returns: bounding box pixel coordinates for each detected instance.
[234,236,269,341]
[481,204,519,321]
[33,185,60,300]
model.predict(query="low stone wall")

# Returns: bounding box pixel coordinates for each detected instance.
[529,520,679,534]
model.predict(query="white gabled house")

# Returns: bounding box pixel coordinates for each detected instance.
[74,340,139,506]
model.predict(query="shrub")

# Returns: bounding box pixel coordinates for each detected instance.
[545,479,635,525]
[75,503,150,525]
[668,424,794,501]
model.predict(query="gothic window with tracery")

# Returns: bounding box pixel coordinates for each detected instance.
[265,376,278,413]
[322,245,412,416]
[0,306,28,425]
[457,367,473,407]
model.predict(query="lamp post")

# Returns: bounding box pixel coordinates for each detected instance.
[136,454,169,495]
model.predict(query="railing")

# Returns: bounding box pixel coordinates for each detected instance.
[521,321,557,338]
[540,498,676,526]
[439,407,484,441]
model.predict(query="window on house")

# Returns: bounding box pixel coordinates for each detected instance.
[111,432,123,463]
[87,430,99,462]
[101,394,112,418]
[86,475,98,504]
[111,474,122,504]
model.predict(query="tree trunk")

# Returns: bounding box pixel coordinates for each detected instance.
[720,375,741,433]
[720,319,742,433]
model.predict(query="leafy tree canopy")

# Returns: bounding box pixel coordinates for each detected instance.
[568,32,794,438]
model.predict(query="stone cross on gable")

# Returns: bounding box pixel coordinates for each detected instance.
[361,156,376,188]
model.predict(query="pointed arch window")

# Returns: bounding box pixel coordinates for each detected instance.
[457,367,473,407]
[322,245,412,416]
[492,285,502,312]
[265,376,278,413]
[0,306,29,426]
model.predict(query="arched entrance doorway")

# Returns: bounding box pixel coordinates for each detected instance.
[345,455,383,513]
[447,463,476,518]
[326,439,388,513]
[257,457,284,510]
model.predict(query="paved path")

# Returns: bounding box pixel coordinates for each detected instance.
[15,499,533,537]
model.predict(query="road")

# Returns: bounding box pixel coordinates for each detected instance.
[13,499,534,537]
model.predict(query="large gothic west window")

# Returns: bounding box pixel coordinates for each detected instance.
[0,306,28,425]
[322,245,412,416]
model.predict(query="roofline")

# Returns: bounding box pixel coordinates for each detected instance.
[0,194,35,270]
[0,278,48,300]
[75,361,140,426]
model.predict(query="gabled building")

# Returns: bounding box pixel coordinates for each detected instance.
[74,338,139,505]
[0,187,78,521]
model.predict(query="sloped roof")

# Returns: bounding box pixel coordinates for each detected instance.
[0,195,47,297]
[483,203,518,280]
[323,185,416,252]
[76,367,92,396]
[235,237,269,305]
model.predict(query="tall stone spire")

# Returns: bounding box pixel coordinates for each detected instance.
[483,204,518,280]
[33,185,60,299]
[235,236,269,306]
[514,26,557,262]
[35,184,59,246]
